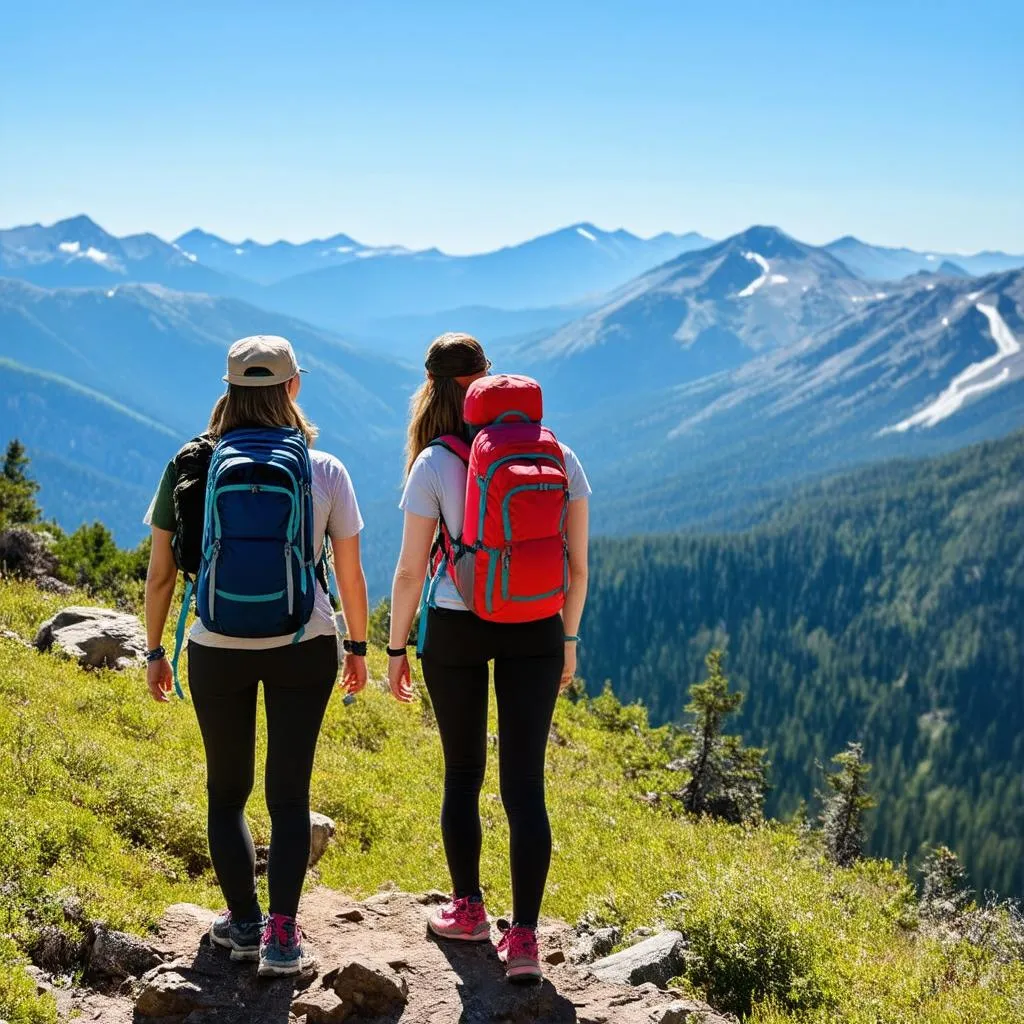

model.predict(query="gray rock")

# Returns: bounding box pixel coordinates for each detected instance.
[34,606,146,670]
[29,924,84,973]
[336,907,365,923]
[159,903,216,935]
[134,967,209,1017]
[590,930,685,988]
[328,958,409,1016]
[570,925,620,964]
[416,889,451,905]
[36,575,73,595]
[292,986,348,1023]
[23,965,52,996]
[88,926,166,980]
[1,628,31,648]
[0,528,57,579]
[626,926,658,943]
[651,999,734,1024]
[309,812,336,868]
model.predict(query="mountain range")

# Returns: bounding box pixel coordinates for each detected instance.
[824,235,1024,280]
[1,216,1022,585]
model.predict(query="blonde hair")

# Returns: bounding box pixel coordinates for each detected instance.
[207,380,318,445]
[405,333,488,476]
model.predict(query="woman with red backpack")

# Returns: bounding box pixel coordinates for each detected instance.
[387,332,590,983]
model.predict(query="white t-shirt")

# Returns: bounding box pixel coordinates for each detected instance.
[189,450,363,649]
[400,442,591,611]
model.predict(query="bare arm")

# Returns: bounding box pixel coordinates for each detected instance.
[332,533,368,643]
[561,497,590,689]
[386,510,435,703]
[144,526,177,701]
[333,533,369,694]
[389,510,436,650]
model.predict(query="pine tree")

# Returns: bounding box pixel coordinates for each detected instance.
[920,845,972,918]
[674,649,768,823]
[0,438,41,529]
[820,742,874,867]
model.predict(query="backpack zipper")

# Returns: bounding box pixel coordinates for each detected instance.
[208,540,221,620]
[285,543,294,616]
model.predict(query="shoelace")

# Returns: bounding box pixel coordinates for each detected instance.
[442,897,483,929]
[263,914,299,947]
[498,924,538,960]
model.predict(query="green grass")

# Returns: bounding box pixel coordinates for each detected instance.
[0,578,1021,1023]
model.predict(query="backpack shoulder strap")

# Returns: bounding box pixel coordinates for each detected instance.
[428,435,470,465]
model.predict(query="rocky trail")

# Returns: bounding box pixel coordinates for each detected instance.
[38,888,730,1024]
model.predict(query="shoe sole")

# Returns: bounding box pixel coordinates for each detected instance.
[257,958,315,978]
[427,919,491,942]
[506,963,543,984]
[209,924,259,961]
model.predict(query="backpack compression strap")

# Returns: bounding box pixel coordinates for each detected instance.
[415,437,471,657]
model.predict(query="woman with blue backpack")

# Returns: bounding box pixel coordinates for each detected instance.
[387,333,591,983]
[143,335,369,978]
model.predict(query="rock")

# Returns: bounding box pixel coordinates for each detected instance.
[590,930,685,988]
[328,958,409,1017]
[626,926,658,943]
[255,844,270,876]
[34,606,147,670]
[88,926,166,980]
[291,987,348,1023]
[160,903,217,935]
[651,1000,734,1024]
[309,812,336,868]
[0,528,57,579]
[134,967,209,1017]
[36,575,73,595]
[29,924,85,973]
[336,907,365,923]
[0,628,31,648]
[416,889,450,905]
[570,925,620,965]
[23,965,52,996]
[545,948,567,966]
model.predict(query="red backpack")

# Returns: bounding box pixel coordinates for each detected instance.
[417,374,570,650]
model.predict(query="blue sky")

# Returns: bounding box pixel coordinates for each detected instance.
[1,1,1021,254]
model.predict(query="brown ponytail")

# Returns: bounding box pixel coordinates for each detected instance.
[405,333,488,476]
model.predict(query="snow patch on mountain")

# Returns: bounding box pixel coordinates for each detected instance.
[737,251,770,297]
[83,247,109,264]
[58,241,80,254]
[883,303,1022,433]
[577,227,597,242]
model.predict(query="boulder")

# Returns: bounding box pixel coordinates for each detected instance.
[36,575,73,595]
[34,606,147,670]
[291,987,348,1023]
[651,999,734,1024]
[309,812,336,868]
[590,930,685,988]
[570,925,620,964]
[0,528,57,579]
[134,966,210,1017]
[327,958,409,1017]
[87,925,167,980]
[28,924,85,973]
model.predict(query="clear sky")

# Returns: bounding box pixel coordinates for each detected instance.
[1,0,1021,254]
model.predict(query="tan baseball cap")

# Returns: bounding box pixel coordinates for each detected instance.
[223,335,307,386]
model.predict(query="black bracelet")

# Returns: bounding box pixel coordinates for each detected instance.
[386,645,409,657]
[146,645,166,663]
[342,639,368,657]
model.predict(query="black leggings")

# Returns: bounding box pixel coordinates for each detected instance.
[420,608,563,928]
[187,635,337,921]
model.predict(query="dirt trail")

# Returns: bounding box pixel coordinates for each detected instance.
[49,887,729,1023]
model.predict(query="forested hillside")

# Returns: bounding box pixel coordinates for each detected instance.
[581,431,1024,896]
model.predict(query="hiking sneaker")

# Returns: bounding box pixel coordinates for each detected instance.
[209,910,264,961]
[257,914,315,978]
[496,920,542,983]
[427,895,491,942]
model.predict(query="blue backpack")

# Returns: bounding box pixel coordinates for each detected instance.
[170,426,319,696]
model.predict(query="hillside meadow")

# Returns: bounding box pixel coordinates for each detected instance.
[0,578,1021,1024]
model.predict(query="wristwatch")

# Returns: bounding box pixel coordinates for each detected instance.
[342,639,368,657]
[386,645,409,657]
[146,645,167,662]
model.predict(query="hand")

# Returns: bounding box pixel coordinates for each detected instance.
[147,657,173,703]
[341,653,368,695]
[560,642,577,693]
[387,654,414,704]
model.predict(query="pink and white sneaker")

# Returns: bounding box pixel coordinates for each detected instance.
[496,920,542,983]
[427,895,491,942]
